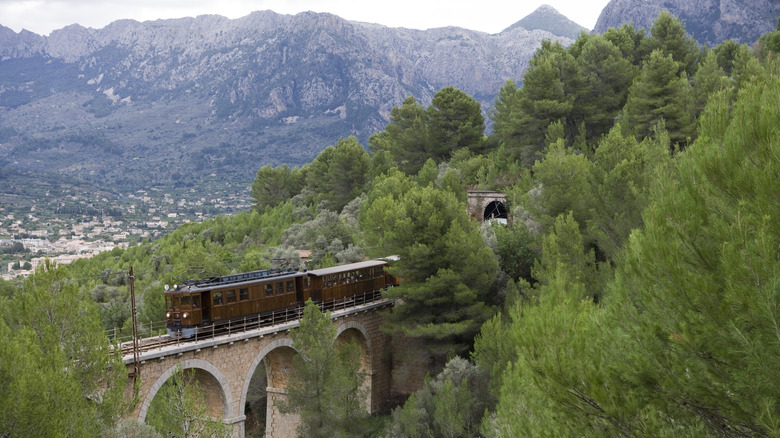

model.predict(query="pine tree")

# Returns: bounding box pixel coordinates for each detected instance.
[571,35,636,144]
[528,140,593,231]
[643,11,700,75]
[511,41,577,166]
[0,261,129,437]
[427,86,486,157]
[587,123,670,260]
[280,301,368,437]
[606,60,780,436]
[624,49,695,146]
[369,96,432,175]
[362,183,498,362]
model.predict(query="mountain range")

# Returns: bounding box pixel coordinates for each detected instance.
[0,1,777,206]
[0,7,575,194]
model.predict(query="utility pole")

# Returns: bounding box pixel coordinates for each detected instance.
[129,266,140,380]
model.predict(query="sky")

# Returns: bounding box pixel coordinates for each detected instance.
[0,0,612,36]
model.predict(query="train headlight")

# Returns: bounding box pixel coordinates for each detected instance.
[166,312,171,318]
[183,313,189,319]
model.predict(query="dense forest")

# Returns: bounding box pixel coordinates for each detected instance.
[2,13,780,437]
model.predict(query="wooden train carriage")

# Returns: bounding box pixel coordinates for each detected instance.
[305,259,389,303]
[165,268,306,335]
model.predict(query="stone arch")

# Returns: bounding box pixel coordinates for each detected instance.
[335,320,373,411]
[138,359,232,423]
[240,338,299,438]
[484,200,508,222]
[239,338,297,412]
[335,320,373,374]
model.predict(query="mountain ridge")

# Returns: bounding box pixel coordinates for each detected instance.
[593,0,780,46]
[0,9,574,195]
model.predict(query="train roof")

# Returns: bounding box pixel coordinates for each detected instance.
[166,268,305,293]
[306,259,388,277]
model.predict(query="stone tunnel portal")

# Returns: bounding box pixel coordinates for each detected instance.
[484,200,508,222]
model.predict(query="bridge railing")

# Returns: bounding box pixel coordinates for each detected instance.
[107,319,168,344]
[120,288,390,354]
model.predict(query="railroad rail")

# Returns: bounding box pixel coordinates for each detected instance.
[117,289,388,357]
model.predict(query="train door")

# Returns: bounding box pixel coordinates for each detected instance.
[295,276,305,304]
[201,291,211,323]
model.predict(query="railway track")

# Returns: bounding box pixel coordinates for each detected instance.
[118,289,387,357]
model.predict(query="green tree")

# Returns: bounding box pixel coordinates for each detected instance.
[603,62,780,436]
[528,140,593,231]
[757,17,780,60]
[362,184,498,362]
[486,57,780,438]
[489,80,521,151]
[586,123,670,260]
[384,357,493,438]
[484,268,609,437]
[602,23,649,67]
[427,86,486,157]
[571,35,636,144]
[0,261,129,437]
[642,11,700,75]
[624,50,695,146]
[280,300,368,437]
[146,366,231,438]
[692,49,731,115]
[251,165,304,210]
[510,41,577,165]
[369,96,432,174]
[305,136,370,212]
[493,222,538,283]
[712,40,751,76]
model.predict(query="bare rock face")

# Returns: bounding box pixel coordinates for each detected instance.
[0,25,46,59]
[0,10,577,189]
[593,0,780,46]
[1,10,573,125]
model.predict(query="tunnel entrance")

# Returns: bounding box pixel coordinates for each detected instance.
[483,200,508,224]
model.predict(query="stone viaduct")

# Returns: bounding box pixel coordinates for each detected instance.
[123,299,392,438]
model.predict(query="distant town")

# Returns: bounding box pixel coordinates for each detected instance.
[0,187,253,280]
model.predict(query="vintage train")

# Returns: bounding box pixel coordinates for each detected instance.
[164,259,396,337]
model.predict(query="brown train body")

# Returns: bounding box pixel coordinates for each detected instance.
[165,259,393,337]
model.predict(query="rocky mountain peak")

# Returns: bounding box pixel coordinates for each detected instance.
[502,4,587,39]
[0,9,575,192]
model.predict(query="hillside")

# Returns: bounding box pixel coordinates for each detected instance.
[593,0,780,46]
[0,10,573,197]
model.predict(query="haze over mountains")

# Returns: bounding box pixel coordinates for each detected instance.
[0,7,576,193]
[0,1,776,203]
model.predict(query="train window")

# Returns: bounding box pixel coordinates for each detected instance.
[226,290,236,303]
[193,296,200,308]
[265,284,273,296]
[276,282,284,294]
[240,288,248,301]
[286,280,294,292]
[173,296,180,307]
[165,296,172,308]
[181,295,191,306]
[213,292,223,305]
[304,277,311,288]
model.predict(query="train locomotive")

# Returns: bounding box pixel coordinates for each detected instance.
[165,259,395,337]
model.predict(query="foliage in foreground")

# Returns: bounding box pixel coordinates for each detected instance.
[280,301,370,437]
[479,59,780,437]
[0,261,130,437]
